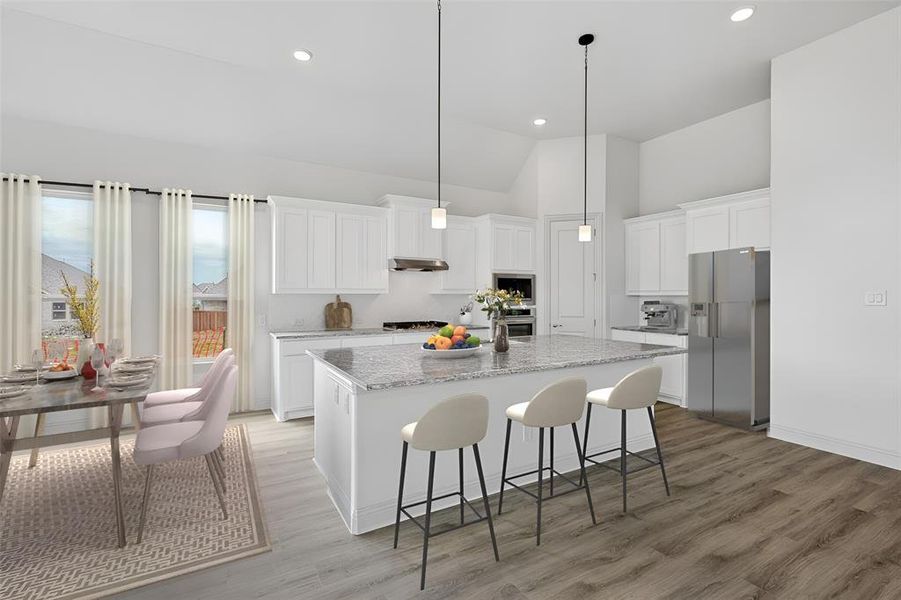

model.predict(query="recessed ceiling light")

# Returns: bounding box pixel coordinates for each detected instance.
[532,118,547,126]
[730,6,755,22]
[293,49,313,62]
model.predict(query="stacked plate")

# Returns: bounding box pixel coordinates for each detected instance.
[118,355,159,365]
[0,385,30,400]
[112,363,155,376]
[105,374,151,391]
[1,371,39,384]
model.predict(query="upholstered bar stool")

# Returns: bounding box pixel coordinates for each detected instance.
[393,393,499,591]
[581,365,670,513]
[498,377,596,546]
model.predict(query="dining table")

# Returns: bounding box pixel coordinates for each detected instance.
[0,373,153,548]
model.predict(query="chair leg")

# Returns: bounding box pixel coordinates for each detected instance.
[536,427,544,546]
[580,403,592,486]
[28,413,45,469]
[459,447,465,525]
[621,409,627,513]
[572,422,597,524]
[216,445,225,463]
[420,451,436,591]
[131,401,141,431]
[498,418,511,514]
[205,454,228,519]
[393,441,408,549]
[472,443,500,562]
[136,465,155,544]
[648,406,670,496]
[549,426,555,497]
[211,447,227,492]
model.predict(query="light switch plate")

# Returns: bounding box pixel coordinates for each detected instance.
[865,291,887,306]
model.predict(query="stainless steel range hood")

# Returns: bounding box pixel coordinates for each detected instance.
[389,258,449,271]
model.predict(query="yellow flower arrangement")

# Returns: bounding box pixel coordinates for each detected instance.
[60,266,100,339]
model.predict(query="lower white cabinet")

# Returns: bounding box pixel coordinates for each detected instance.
[610,329,687,407]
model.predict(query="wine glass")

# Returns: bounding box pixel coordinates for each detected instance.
[90,345,106,392]
[31,349,43,385]
[108,338,123,372]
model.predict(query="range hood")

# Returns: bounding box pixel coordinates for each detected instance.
[389,258,448,272]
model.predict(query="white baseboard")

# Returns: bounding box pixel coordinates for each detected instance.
[768,424,900,470]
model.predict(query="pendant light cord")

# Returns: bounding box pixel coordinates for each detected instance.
[583,44,588,227]
[437,0,442,210]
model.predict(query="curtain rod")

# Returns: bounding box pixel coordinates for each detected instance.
[1,177,269,204]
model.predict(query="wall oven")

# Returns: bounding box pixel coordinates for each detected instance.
[503,307,535,338]
[493,273,535,304]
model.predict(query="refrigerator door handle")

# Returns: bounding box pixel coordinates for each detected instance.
[709,302,718,338]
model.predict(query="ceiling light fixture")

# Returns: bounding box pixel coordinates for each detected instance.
[293,49,313,62]
[533,118,547,126]
[730,6,755,22]
[431,0,447,229]
[578,33,594,243]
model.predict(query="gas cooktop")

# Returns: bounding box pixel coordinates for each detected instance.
[382,320,448,332]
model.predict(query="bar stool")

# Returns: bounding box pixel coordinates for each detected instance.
[393,393,499,591]
[581,365,670,513]
[498,377,596,546]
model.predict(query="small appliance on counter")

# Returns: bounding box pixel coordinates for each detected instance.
[640,301,678,331]
[325,295,352,330]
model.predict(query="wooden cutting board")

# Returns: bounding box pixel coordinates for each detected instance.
[325,295,352,330]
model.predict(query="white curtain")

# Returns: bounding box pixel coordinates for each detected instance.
[159,188,193,389]
[0,174,42,373]
[227,194,255,412]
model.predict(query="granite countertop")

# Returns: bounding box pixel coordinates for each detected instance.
[271,325,488,340]
[307,334,686,391]
[611,325,688,336]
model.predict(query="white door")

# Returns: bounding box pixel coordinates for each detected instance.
[548,220,596,336]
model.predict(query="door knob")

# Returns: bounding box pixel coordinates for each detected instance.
[551,324,562,328]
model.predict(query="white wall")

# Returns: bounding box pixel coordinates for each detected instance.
[638,100,771,215]
[603,136,641,332]
[769,8,901,467]
[2,116,515,412]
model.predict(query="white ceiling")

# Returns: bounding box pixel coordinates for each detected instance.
[2,1,898,191]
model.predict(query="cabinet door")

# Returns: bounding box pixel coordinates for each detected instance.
[625,224,641,294]
[729,199,770,249]
[686,207,729,254]
[393,206,422,257]
[308,210,336,290]
[364,215,388,289]
[514,225,535,272]
[441,219,477,292]
[336,213,365,289]
[636,223,661,293]
[655,353,685,400]
[659,218,688,294]
[420,210,443,259]
[492,223,516,272]
[278,339,338,418]
[273,206,309,293]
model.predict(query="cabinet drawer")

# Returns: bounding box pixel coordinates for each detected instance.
[644,332,685,348]
[610,329,646,344]
[341,335,394,348]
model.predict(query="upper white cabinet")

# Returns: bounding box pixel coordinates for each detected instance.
[377,195,443,260]
[270,196,388,294]
[625,211,687,296]
[680,188,770,254]
[476,214,536,274]
[437,215,478,294]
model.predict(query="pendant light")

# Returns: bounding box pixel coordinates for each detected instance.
[578,33,594,242]
[431,0,447,229]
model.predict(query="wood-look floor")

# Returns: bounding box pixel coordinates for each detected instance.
[110,404,901,600]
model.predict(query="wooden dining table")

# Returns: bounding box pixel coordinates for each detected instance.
[0,375,153,548]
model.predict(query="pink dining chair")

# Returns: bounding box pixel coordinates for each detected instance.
[140,353,235,427]
[142,348,234,408]
[134,364,237,543]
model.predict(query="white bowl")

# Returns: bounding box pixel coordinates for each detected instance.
[420,345,482,359]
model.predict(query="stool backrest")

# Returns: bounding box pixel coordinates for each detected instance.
[181,365,237,459]
[411,393,489,451]
[606,365,663,410]
[523,377,588,427]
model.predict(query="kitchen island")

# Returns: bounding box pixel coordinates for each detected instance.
[308,335,686,534]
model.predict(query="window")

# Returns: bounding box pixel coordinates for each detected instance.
[41,192,93,338]
[192,206,228,359]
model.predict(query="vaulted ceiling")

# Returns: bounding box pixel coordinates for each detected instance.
[3,1,897,191]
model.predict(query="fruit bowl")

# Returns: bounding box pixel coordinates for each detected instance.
[420,345,482,359]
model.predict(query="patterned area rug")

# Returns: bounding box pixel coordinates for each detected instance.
[0,424,270,600]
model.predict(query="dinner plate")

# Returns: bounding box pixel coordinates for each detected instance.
[13,364,49,372]
[119,356,159,365]
[113,364,154,374]
[41,369,79,380]
[106,375,150,388]
[0,386,29,399]
[1,372,39,384]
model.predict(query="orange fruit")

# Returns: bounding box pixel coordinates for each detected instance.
[453,326,467,337]
[434,337,452,350]
[451,335,464,345]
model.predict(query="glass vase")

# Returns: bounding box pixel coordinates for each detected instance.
[494,319,510,353]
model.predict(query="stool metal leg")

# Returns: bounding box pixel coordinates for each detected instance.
[536,427,544,546]
[580,403,592,486]
[647,406,670,496]
[571,422,597,524]
[549,427,555,496]
[393,441,408,549]
[459,447,465,525]
[621,409,627,513]
[420,451,436,591]
[498,418,512,514]
[472,443,500,562]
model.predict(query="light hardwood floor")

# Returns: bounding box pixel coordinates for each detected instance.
[111,404,901,599]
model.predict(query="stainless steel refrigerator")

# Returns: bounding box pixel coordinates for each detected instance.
[687,248,770,429]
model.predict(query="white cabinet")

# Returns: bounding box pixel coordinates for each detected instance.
[270,196,387,294]
[437,216,478,293]
[609,329,687,406]
[340,334,394,348]
[476,214,536,275]
[624,211,686,296]
[271,337,344,421]
[378,195,443,260]
[680,188,770,254]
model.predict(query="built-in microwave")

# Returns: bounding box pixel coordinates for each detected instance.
[493,273,535,304]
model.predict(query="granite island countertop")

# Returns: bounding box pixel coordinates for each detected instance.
[271,325,488,341]
[307,334,686,391]
[611,325,688,336]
